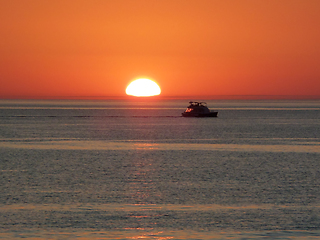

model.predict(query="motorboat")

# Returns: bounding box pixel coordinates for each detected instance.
[182,101,218,117]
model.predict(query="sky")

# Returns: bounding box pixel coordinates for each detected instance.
[1,0,320,99]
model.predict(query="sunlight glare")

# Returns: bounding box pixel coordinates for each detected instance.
[126,78,161,97]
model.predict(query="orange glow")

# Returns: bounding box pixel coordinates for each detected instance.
[0,1,320,99]
[126,79,161,97]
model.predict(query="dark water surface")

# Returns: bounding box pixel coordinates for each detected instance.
[1,99,320,239]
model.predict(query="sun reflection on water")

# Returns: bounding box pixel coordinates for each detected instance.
[134,143,159,150]
[125,151,158,205]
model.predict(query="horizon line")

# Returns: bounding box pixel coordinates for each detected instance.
[1,95,320,100]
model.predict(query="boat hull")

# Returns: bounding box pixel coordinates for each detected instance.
[182,111,218,117]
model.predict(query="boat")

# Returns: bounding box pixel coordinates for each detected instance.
[182,101,218,117]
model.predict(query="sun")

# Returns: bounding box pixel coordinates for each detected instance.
[126,78,161,97]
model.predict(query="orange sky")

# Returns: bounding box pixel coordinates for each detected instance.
[1,0,320,99]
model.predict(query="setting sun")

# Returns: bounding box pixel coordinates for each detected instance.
[126,78,161,97]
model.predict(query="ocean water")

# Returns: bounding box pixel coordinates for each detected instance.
[0,99,320,239]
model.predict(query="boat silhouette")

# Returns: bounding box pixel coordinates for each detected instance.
[182,101,218,117]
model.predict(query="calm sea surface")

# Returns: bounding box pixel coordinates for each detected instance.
[1,99,320,239]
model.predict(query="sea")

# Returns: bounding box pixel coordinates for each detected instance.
[0,99,320,239]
